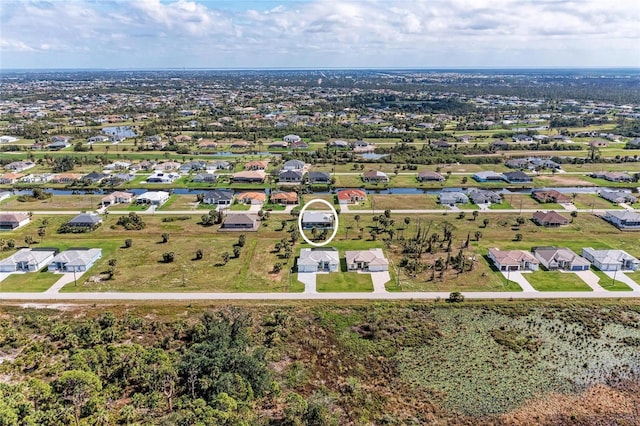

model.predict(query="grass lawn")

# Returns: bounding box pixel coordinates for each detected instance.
[316,271,373,292]
[572,194,620,210]
[349,194,442,211]
[0,271,60,292]
[229,203,252,211]
[526,271,593,291]
[157,195,199,211]
[590,268,633,291]
[488,201,513,210]
[1,195,100,211]
[505,195,562,210]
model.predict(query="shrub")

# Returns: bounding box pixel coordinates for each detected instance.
[446,292,465,303]
[162,252,175,263]
[116,212,146,230]
[124,239,132,248]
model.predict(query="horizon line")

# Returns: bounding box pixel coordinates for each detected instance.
[2,66,640,73]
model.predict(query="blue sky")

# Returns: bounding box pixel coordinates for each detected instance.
[1,0,639,69]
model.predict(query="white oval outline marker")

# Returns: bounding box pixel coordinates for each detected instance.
[297,198,339,247]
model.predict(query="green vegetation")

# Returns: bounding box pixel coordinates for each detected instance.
[0,270,59,292]
[591,268,633,291]
[316,271,373,292]
[1,302,639,424]
[525,271,593,292]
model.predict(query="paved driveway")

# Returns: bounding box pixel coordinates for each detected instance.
[603,271,640,292]
[560,203,577,211]
[46,272,84,294]
[297,272,317,294]
[370,271,390,293]
[501,271,536,292]
[0,273,13,283]
[574,270,606,291]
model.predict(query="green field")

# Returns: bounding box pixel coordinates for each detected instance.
[525,271,593,292]
[0,271,60,292]
[316,271,373,292]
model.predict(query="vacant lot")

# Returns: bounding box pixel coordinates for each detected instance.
[0,194,100,211]
[349,194,442,211]
[157,194,200,210]
[316,271,373,292]
[526,271,593,292]
[0,271,60,292]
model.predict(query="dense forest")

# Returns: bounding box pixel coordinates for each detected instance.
[0,301,639,425]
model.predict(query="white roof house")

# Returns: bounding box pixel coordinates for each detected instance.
[582,248,640,271]
[136,191,170,206]
[298,248,339,273]
[0,248,57,272]
[301,211,334,229]
[345,249,389,272]
[48,249,102,272]
[603,211,640,230]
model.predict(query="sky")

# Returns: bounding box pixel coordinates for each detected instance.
[1,0,639,70]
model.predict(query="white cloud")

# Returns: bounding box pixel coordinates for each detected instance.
[1,0,638,68]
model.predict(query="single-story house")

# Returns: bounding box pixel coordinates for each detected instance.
[337,189,366,205]
[283,134,301,143]
[101,191,134,206]
[279,170,304,183]
[104,161,131,170]
[269,142,288,149]
[147,172,180,183]
[432,140,451,149]
[198,139,218,149]
[220,214,258,231]
[136,191,170,206]
[50,173,83,184]
[66,213,103,229]
[179,161,208,173]
[230,140,249,149]
[467,189,502,204]
[192,173,218,183]
[0,248,57,272]
[472,171,504,182]
[439,191,469,205]
[362,171,389,183]
[505,158,530,169]
[282,159,306,171]
[488,248,540,271]
[0,212,30,230]
[0,173,25,184]
[245,160,269,171]
[153,161,181,171]
[599,191,637,205]
[532,247,591,271]
[81,171,108,184]
[329,140,349,148]
[532,211,570,227]
[603,210,640,230]
[105,173,136,185]
[203,189,234,206]
[291,141,308,149]
[532,190,572,204]
[270,191,298,205]
[345,249,389,272]
[211,161,232,170]
[19,174,53,184]
[302,211,334,229]
[232,171,266,183]
[512,134,533,143]
[503,171,533,183]
[582,248,640,271]
[48,141,71,150]
[87,135,109,145]
[308,172,331,184]
[298,248,340,273]
[236,191,266,205]
[4,161,35,172]
[418,171,444,182]
[48,248,102,272]
[590,171,634,182]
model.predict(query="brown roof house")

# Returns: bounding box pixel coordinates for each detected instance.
[532,211,570,227]
[417,171,444,182]
[220,214,258,231]
[488,248,540,271]
[362,170,389,183]
[270,191,298,205]
[531,190,572,204]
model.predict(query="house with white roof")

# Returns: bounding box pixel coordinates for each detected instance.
[302,211,334,229]
[582,248,640,271]
[136,191,170,206]
[0,248,57,272]
[345,249,389,272]
[297,248,339,273]
[599,191,637,205]
[603,211,640,230]
[48,248,102,272]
